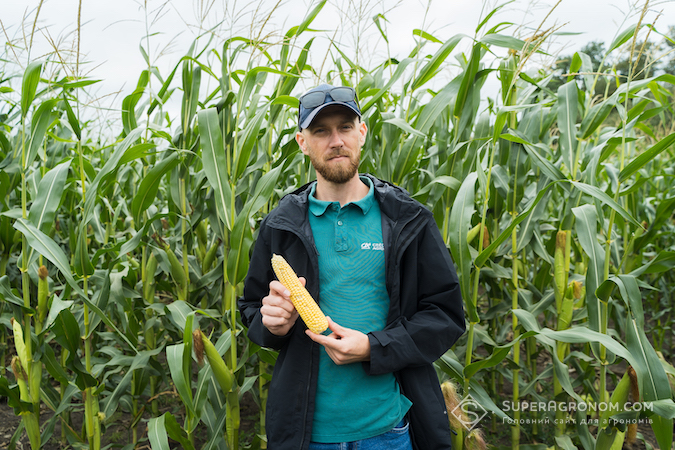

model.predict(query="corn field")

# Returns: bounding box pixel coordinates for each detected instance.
[1,1,674,449]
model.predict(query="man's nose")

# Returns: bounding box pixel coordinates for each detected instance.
[328,129,344,147]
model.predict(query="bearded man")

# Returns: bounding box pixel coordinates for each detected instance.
[239,84,465,450]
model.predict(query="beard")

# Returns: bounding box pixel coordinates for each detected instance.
[308,149,360,184]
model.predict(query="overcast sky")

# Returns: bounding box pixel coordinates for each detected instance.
[3,0,674,120]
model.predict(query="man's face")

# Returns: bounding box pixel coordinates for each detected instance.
[295,106,367,184]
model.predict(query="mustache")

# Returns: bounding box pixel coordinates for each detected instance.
[327,150,348,159]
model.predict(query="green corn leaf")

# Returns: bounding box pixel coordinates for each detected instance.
[580,98,615,139]
[61,95,81,140]
[570,181,639,227]
[42,344,70,385]
[361,58,416,113]
[82,127,144,227]
[448,172,477,322]
[148,414,171,450]
[25,99,58,170]
[296,0,326,36]
[0,377,33,415]
[0,276,33,313]
[608,23,639,53]
[464,331,537,378]
[412,34,464,91]
[383,118,426,138]
[202,402,229,450]
[227,165,281,285]
[131,152,180,225]
[122,70,149,136]
[51,309,82,356]
[619,132,675,183]
[597,275,672,405]
[412,29,442,44]
[476,1,514,33]
[165,412,196,450]
[167,344,197,418]
[480,33,541,53]
[167,300,194,332]
[199,107,233,230]
[73,227,94,277]
[454,42,482,118]
[501,131,567,182]
[573,205,605,335]
[373,14,390,43]
[435,352,510,421]
[557,81,578,175]
[102,348,162,420]
[28,160,71,232]
[13,218,137,352]
[21,61,42,119]
[234,101,267,180]
[271,95,299,107]
[411,175,460,200]
[181,61,201,138]
[475,181,556,267]
[629,251,675,277]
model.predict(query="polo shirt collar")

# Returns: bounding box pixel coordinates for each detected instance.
[308,176,375,217]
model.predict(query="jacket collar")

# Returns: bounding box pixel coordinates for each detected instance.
[268,173,429,231]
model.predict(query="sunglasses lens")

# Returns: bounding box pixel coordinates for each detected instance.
[330,87,355,102]
[300,91,326,108]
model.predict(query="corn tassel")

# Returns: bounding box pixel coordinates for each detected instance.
[271,254,328,334]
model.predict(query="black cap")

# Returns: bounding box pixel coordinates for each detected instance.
[298,84,361,130]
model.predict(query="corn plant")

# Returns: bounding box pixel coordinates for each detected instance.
[1,1,674,449]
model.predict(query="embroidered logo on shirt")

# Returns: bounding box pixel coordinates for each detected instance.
[361,242,384,251]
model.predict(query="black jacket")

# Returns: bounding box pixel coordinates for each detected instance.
[239,174,465,450]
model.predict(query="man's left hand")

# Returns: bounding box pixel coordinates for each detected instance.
[306,317,371,365]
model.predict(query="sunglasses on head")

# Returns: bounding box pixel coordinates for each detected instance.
[299,87,358,109]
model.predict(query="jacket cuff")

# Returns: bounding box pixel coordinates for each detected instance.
[248,312,294,350]
[362,332,387,375]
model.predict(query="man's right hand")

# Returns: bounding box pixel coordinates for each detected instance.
[260,279,302,336]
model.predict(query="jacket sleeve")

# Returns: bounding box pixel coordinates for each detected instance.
[364,218,465,375]
[238,219,294,350]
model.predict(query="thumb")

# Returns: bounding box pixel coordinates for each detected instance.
[326,316,346,335]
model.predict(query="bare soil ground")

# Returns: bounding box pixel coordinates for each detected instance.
[0,390,259,449]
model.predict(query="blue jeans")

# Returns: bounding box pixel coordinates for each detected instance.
[308,419,412,450]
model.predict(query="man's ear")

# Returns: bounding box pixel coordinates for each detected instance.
[296,130,308,155]
[359,121,367,146]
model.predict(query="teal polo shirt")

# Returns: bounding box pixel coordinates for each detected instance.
[308,176,411,443]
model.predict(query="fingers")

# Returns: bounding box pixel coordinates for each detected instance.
[325,316,345,334]
[261,280,298,336]
[305,317,371,365]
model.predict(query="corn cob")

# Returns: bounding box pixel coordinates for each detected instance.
[271,254,328,334]
[193,329,233,393]
[38,265,49,325]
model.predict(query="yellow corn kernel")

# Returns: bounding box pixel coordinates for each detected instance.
[271,254,328,334]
